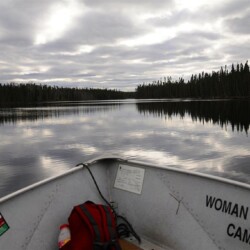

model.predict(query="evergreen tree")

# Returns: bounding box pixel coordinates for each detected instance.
[136,61,250,99]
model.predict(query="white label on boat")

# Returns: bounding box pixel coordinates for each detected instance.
[114,164,145,194]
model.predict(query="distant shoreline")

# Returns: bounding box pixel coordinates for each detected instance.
[1,60,250,107]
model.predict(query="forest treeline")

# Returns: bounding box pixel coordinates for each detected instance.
[1,61,250,106]
[0,83,134,106]
[136,61,250,99]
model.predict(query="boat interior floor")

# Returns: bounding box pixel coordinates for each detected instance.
[120,237,173,250]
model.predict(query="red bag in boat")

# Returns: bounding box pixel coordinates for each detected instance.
[61,201,121,250]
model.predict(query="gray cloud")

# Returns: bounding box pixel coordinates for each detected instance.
[224,12,250,34]
[60,10,146,44]
[218,0,250,17]
[147,9,198,28]
[0,1,57,46]
[83,0,174,11]
[0,0,249,89]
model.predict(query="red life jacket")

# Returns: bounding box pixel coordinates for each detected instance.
[61,201,121,250]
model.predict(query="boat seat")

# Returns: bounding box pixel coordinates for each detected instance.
[119,237,172,250]
[119,239,143,250]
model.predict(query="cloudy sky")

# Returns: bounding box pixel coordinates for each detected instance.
[0,0,249,91]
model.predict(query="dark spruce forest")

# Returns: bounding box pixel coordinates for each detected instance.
[0,84,134,107]
[0,61,249,106]
[136,61,250,99]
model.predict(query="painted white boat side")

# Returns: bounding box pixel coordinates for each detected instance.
[0,157,250,249]
[0,163,110,250]
[109,160,250,249]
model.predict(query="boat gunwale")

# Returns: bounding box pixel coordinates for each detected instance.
[1,155,250,204]
[0,165,84,204]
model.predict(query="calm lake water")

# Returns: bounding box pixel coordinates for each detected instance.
[0,99,250,197]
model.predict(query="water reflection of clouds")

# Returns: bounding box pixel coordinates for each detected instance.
[128,131,152,139]
[22,127,54,138]
[123,114,250,183]
[40,155,70,175]
[57,144,99,154]
[0,100,250,197]
[124,149,179,166]
[43,118,76,125]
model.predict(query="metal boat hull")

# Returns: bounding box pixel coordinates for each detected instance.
[0,156,250,249]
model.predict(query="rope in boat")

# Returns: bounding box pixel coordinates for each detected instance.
[76,163,141,244]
